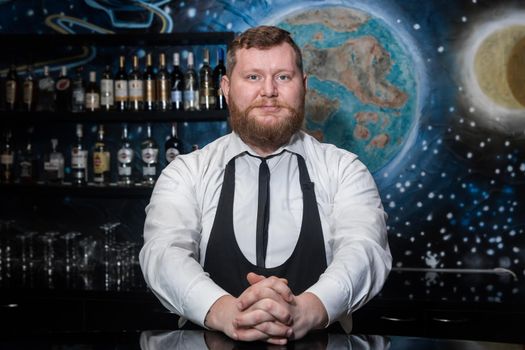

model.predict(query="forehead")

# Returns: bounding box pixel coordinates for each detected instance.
[233,43,299,72]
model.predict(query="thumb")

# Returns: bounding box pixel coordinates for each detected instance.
[246,272,265,285]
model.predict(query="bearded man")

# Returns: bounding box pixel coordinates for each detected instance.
[140,25,391,345]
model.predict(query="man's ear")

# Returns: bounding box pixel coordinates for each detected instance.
[221,75,231,104]
[303,74,308,90]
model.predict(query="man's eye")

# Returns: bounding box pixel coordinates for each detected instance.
[276,75,291,81]
[247,75,259,80]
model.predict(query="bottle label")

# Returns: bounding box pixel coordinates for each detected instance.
[183,90,195,102]
[85,93,100,109]
[117,148,134,164]
[73,88,85,104]
[44,157,64,179]
[199,88,216,107]
[38,78,54,92]
[145,80,156,102]
[118,165,132,176]
[171,90,182,103]
[142,166,156,176]
[23,81,34,104]
[56,78,70,91]
[6,81,16,103]
[19,161,32,178]
[93,151,110,174]
[129,80,144,101]
[1,154,14,165]
[141,148,158,164]
[100,79,114,106]
[115,80,128,101]
[71,149,88,169]
[165,148,180,163]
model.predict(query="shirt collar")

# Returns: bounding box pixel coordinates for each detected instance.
[225,131,307,162]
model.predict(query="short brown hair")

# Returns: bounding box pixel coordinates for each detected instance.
[226,25,303,77]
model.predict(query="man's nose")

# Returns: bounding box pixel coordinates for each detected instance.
[260,77,278,97]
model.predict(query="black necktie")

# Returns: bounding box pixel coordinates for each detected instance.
[256,158,270,267]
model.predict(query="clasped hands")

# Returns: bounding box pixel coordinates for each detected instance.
[205,272,328,345]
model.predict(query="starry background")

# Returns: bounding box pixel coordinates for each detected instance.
[0,0,524,286]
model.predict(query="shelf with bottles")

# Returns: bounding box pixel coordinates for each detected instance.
[1,33,231,121]
[0,122,191,197]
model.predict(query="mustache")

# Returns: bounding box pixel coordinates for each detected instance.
[246,100,293,113]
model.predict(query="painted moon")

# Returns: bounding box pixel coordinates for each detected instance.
[460,12,525,134]
[474,25,525,109]
[507,36,525,107]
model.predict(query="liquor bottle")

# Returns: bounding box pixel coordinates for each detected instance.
[93,125,110,185]
[85,71,100,112]
[183,52,199,111]
[22,65,37,112]
[199,48,215,110]
[71,124,88,186]
[71,66,85,113]
[171,52,184,111]
[156,52,171,111]
[144,53,156,111]
[5,64,18,111]
[18,128,37,183]
[117,124,134,186]
[213,48,227,110]
[43,138,64,184]
[128,55,143,111]
[55,66,72,112]
[141,123,158,185]
[100,65,114,111]
[114,56,128,111]
[0,130,14,184]
[165,122,184,164]
[36,66,55,112]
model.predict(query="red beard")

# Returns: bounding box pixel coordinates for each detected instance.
[228,98,305,151]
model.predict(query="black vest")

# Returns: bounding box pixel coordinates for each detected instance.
[203,153,327,296]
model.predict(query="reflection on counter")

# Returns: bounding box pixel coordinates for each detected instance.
[0,330,522,349]
[139,330,523,350]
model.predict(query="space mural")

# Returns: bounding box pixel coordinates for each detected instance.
[0,0,524,280]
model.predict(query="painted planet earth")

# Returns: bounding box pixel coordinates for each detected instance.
[277,6,417,172]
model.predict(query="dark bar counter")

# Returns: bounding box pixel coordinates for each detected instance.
[1,268,523,343]
[0,330,523,350]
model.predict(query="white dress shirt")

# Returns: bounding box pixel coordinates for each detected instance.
[140,131,391,328]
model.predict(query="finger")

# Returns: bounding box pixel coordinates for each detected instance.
[247,272,288,286]
[246,272,265,285]
[266,338,289,346]
[238,277,293,310]
[234,326,275,342]
[234,325,290,345]
[236,300,292,326]
[253,320,293,338]
[238,285,289,312]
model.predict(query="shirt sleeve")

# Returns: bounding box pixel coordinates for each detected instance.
[306,154,392,325]
[139,156,229,327]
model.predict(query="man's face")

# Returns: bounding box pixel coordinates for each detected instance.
[221,43,307,151]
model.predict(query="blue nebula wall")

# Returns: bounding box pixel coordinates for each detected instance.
[0,0,524,280]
